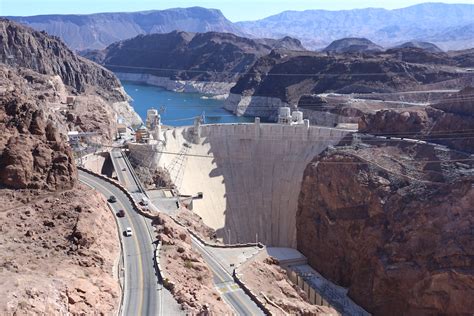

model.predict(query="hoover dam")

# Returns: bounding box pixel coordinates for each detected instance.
[154,118,351,247]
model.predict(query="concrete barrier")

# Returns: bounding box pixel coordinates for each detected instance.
[106,203,125,316]
[232,269,272,316]
[78,166,156,219]
[78,166,166,298]
[80,165,270,315]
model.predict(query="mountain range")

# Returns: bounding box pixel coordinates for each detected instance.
[84,31,305,82]
[5,3,474,51]
[6,7,242,50]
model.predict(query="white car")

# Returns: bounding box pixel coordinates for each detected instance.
[125,227,133,237]
[141,197,149,206]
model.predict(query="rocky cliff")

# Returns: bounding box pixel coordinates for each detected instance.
[226,49,469,118]
[0,66,76,190]
[359,87,474,153]
[297,139,474,315]
[84,30,305,87]
[0,18,141,127]
[0,18,135,314]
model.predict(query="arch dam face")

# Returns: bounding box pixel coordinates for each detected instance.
[158,123,350,247]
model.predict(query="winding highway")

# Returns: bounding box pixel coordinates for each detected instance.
[79,170,162,316]
[110,149,264,314]
[81,148,265,315]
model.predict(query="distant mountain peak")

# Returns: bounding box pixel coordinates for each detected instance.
[323,38,383,53]
[393,41,443,53]
[7,7,244,51]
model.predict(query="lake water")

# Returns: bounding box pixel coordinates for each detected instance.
[122,81,253,126]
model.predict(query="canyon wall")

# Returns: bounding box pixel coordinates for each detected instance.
[158,123,350,247]
[223,93,290,119]
[296,140,474,315]
[1,18,141,128]
[115,72,234,95]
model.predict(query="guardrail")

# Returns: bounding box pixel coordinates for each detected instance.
[79,165,267,315]
[78,167,165,298]
[119,150,149,197]
[232,269,272,316]
[107,203,126,316]
[78,167,156,219]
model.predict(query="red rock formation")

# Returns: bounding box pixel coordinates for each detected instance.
[0,87,76,190]
[359,87,474,153]
[297,142,474,315]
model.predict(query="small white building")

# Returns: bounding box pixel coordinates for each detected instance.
[278,107,307,126]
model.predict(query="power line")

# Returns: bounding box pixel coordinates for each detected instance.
[128,145,474,161]
[106,63,473,77]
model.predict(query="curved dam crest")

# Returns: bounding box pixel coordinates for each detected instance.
[157,122,350,247]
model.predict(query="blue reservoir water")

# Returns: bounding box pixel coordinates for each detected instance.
[122,81,253,126]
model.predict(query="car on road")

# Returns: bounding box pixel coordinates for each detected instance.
[125,227,133,237]
[122,167,126,171]
[116,209,125,217]
[140,197,149,206]
[108,195,117,203]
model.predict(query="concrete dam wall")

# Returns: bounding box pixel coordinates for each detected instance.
[157,122,350,247]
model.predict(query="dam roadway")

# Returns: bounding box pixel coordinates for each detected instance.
[79,170,167,316]
[108,148,265,315]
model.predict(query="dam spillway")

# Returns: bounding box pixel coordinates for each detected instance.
[157,122,351,247]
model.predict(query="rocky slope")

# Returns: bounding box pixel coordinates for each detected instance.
[237,3,474,50]
[0,66,76,190]
[7,7,243,51]
[240,252,338,315]
[0,18,141,127]
[0,185,120,315]
[84,30,305,84]
[359,87,474,153]
[0,18,136,314]
[154,212,232,314]
[297,139,474,315]
[323,38,383,54]
[226,49,468,118]
[448,48,474,68]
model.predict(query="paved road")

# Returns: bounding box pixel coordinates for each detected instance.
[109,148,264,315]
[191,235,265,315]
[79,171,163,316]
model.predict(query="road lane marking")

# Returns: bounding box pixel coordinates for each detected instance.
[190,236,260,314]
[79,174,145,316]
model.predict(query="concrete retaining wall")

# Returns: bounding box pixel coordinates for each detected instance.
[287,270,332,308]
[158,123,351,247]
[106,203,125,316]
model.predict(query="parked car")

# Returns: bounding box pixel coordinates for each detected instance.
[125,227,133,237]
[108,195,117,203]
[116,210,125,218]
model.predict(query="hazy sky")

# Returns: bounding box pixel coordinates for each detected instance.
[1,0,473,21]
